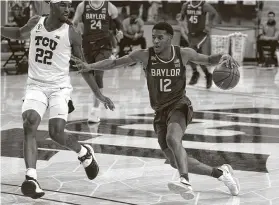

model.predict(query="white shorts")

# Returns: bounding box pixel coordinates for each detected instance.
[22,84,73,121]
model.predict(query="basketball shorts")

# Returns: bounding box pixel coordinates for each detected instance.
[153,96,193,150]
[188,31,209,54]
[22,84,73,121]
[83,38,112,89]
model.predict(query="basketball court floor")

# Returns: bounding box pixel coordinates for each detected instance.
[1,64,279,205]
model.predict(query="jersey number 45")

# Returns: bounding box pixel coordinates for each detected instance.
[189,15,198,24]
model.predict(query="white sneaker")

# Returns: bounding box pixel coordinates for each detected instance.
[218,164,240,196]
[168,177,195,200]
[88,108,100,123]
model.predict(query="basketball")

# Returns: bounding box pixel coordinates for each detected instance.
[213,60,240,90]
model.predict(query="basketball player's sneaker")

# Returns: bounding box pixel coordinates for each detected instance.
[189,72,200,85]
[78,144,99,180]
[168,177,195,200]
[206,73,213,89]
[218,164,240,196]
[21,176,45,199]
[88,108,100,123]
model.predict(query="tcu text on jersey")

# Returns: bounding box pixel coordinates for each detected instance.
[34,36,58,65]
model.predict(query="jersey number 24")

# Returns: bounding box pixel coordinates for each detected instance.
[91,20,102,29]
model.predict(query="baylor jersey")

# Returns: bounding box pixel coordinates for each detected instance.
[82,1,110,41]
[145,46,186,111]
[184,1,206,34]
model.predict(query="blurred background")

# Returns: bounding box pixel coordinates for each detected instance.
[1,0,278,75]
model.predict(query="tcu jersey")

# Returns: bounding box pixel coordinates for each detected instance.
[145,46,186,111]
[82,1,110,41]
[184,1,206,34]
[28,17,71,88]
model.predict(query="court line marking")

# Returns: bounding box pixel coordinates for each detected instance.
[1,183,138,205]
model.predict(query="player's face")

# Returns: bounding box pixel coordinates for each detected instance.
[152,29,172,54]
[51,1,71,21]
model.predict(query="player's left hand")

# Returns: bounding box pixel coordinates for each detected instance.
[71,55,92,73]
[220,54,240,69]
[98,95,115,111]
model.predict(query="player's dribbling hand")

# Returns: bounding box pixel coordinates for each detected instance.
[220,54,240,69]
[71,55,92,73]
[98,95,115,111]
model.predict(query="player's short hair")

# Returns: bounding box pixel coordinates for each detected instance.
[153,22,174,36]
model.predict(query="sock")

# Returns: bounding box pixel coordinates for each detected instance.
[180,173,189,182]
[211,167,223,178]
[78,145,87,158]
[26,168,37,180]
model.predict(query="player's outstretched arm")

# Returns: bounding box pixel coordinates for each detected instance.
[181,47,238,67]
[1,15,40,40]
[71,49,148,72]
[69,26,115,110]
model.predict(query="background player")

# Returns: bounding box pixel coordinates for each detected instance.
[1,0,114,199]
[180,0,219,89]
[72,22,240,200]
[72,1,123,123]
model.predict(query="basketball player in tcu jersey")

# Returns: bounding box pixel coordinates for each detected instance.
[180,0,219,88]
[73,1,123,123]
[1,0,114,199]
[72,22,240,200]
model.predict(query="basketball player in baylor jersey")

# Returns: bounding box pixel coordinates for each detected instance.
[180,0,219,88]
[73,1,123,123]
[72,22,240,200]
[1,0,114,199]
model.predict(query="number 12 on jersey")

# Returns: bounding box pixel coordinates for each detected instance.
[160,79,171,92]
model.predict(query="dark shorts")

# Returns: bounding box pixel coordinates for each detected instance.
[153,96,193,150]
[83,39,112,89]
[188,31,209,54]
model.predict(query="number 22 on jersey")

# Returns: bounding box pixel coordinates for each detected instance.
[160,79,171,92]
[91,20,102,29]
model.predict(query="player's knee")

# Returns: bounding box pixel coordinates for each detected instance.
[22,110,40,133]
[49,125,64,142]
[166,135,180,150]
[166,123,183,149]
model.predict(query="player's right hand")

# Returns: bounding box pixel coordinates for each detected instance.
[98,95,115,111]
